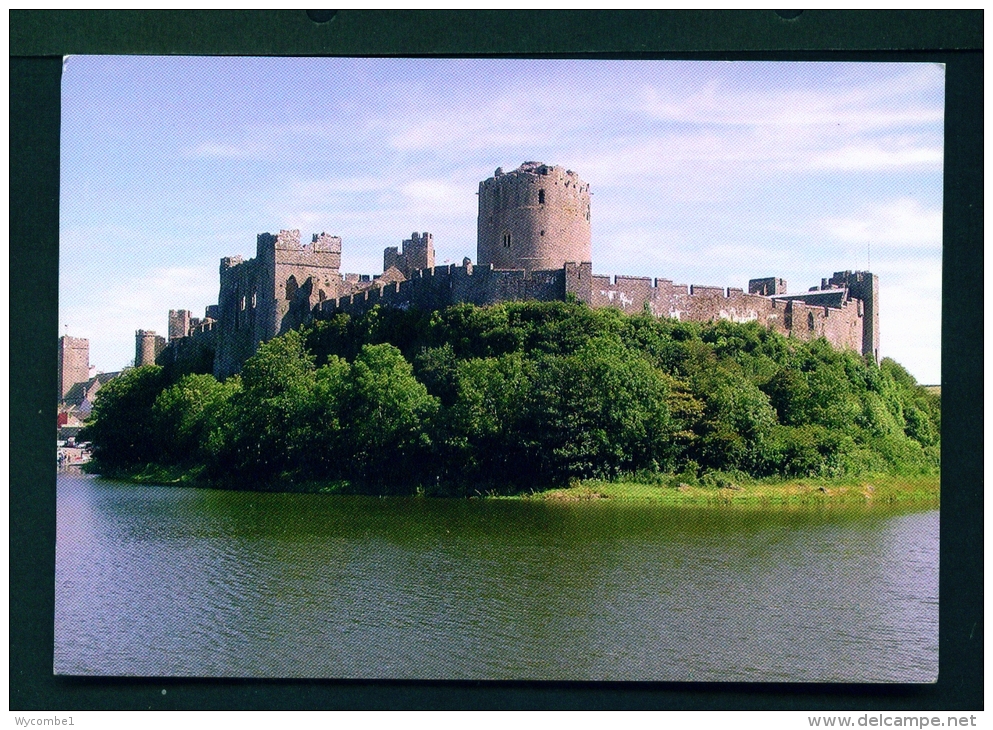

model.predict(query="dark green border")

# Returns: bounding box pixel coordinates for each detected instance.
[10,10,983,711]
[9,10,983,56]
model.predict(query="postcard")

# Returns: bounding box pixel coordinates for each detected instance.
[55,57,943,681]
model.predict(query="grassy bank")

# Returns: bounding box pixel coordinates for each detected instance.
[86,460,939,508]
[521,473,939,506]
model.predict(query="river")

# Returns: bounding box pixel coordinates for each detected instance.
[55,472,938,681]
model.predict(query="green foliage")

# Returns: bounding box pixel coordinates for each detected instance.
[763,368,811,425]
[224,330,318,481]
[335,344,439,492]
[82,365,167,468]
[152,373,239,466]
[413,343,460,406]
[83,301,940,493]
[690,367,777,473]
[527,336,675,485]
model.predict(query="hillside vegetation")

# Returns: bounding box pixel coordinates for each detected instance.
[83,301,940,497]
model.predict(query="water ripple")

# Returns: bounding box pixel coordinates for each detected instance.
[55,474,938,681]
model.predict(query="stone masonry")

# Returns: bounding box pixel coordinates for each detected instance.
[58,335,90,401]
[213,230,348,378]
[135,330,166,367]
[150,161,880,378]
[477,162,591,271]
[384,232,435,278]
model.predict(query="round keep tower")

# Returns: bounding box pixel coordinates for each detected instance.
[477,161,591,271]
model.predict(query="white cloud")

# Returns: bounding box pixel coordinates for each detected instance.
[401,179,463,203]
[638,66,944,132]
[810,144,943,171]
[285,177,393,200]
[61,266,219,371]
[819,199,943,249]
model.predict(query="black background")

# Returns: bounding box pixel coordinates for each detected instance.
[10,10,983,710]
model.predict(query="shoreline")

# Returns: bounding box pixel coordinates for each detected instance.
[76,465,939,508]
[518,474,939,507]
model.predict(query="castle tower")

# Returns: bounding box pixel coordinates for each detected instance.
[58,335,89,401]
[748,277,787,296]
[384,232,435,277]
[829,270,880,364]
[477,162,591,271]
[168,309,192,341]
[135,330,166,367]
[259,230,343,340]
[214,230,346,378]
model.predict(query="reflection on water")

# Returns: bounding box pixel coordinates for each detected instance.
[55,473,938,681]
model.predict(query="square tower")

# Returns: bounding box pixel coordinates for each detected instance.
[58,335,89,401]
[748,277,787,296]
[168,309,192,341]
[384,232,435,277]
[828,270,880,363]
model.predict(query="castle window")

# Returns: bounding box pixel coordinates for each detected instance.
[538,189,545,205]
[239,296,246,311]
[540,230,545,236]
[251,292,257,308]
[808,311,815,331]
[502,232,511,248]
[286,275,299,300]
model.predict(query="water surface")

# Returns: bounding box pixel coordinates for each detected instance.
[55,473,938,681]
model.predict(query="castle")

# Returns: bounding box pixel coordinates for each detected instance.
[139,161,880,378]
[57,335,119,440]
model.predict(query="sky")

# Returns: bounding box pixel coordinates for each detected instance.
[60,57,944,383]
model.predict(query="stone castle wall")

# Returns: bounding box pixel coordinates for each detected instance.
[384,232,435,278]
[830,270,879,362]
[214,230,350,378]
[135,330,166,367]
[564,261,865,353]
[158,323,217,375]
[318,262,566,318]
[149,161,878,380]
[168,309,192,341]
[314,260,866,358]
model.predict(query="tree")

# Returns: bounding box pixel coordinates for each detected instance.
[226,329,317,482]
[689,367,777,472]
[82,365,167,469]
[527,336,675,484]
[443,352,536,493]
[762,368,811,426]
[152,373,239,466]
[337,343,439,492]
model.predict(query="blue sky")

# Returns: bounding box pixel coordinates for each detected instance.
[60,57,944,383]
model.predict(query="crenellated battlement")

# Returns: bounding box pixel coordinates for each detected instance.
[148,161,879,379]
[311,232,342,254]
[318,260,562,319]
